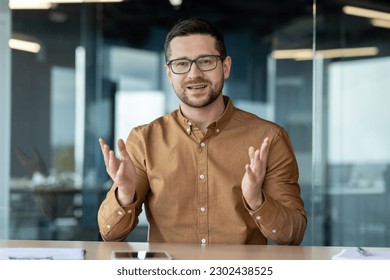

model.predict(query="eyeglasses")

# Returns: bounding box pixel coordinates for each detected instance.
[166,55,226,74]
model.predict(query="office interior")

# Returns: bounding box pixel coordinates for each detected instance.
[0,0,390,247]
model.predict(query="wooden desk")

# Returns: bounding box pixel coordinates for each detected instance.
[2,240,385,260]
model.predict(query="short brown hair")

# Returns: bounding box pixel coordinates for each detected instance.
[164,18,227,61]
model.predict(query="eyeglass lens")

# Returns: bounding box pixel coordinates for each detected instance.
[170,56,220,74]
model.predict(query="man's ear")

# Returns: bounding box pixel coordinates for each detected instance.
[164,64,173,83]
[223,56,232,80]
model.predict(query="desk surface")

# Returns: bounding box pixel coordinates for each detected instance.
[2,240,388,260]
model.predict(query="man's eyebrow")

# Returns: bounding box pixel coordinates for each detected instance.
[170,54,217,61]
[169,56,189,60]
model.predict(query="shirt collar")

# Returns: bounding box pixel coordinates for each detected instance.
[175,95,235,134]
[214,95,235,131]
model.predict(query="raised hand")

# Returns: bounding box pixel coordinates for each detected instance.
[241,137,270,210]
[99,138,137,205]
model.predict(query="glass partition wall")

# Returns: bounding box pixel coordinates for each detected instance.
[8,4,87,240]
[314,0,390,246]
[2,0,390,246]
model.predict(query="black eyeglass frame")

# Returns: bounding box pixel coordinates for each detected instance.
[166,55,226,74]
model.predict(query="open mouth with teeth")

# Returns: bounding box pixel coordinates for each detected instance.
[187,84,207,90]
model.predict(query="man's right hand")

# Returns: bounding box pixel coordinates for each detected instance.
[99,138,136,206]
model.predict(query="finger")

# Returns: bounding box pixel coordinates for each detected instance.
[117,138,125,151]
[98,137,106,148]
[248,146,255,166]
[117,138,131,161]
[98,137,106,154]
[245,164,256,183]
[251,138,269,174]
[117,160,125,180]
[108,150,119,175]
[259,137,270,162]
[99,138,111,167]
[253,149,262,173]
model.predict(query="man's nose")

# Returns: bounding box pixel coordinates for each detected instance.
[187,62,203,77]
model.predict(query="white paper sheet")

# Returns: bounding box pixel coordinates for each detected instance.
[332,248,390,260]
[0,248,85,260]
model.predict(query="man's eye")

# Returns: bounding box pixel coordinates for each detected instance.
[174,60,190,67]
[198,58,212,65]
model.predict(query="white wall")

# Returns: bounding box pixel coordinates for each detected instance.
[328,57,390,164]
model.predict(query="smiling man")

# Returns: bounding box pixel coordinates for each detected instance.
[98,18,307,245]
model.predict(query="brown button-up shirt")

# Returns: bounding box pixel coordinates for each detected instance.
[98,96,307,245]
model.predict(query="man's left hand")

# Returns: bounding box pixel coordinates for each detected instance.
[241,137,270,210]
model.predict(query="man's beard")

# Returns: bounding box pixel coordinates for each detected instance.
[175,78,224,108]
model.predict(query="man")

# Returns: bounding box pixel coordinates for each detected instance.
[98,18,307,245]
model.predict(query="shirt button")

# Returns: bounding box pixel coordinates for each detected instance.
[201,238,207,244]
[256,216,261,221]
[106,224,111,229]
[200,207,206,212]
[199,174,205,180]
[200,142,206,148]
[272,229,277,233]
[127,209,132,213]
[216,129,220,133]
[117,211,123,216]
